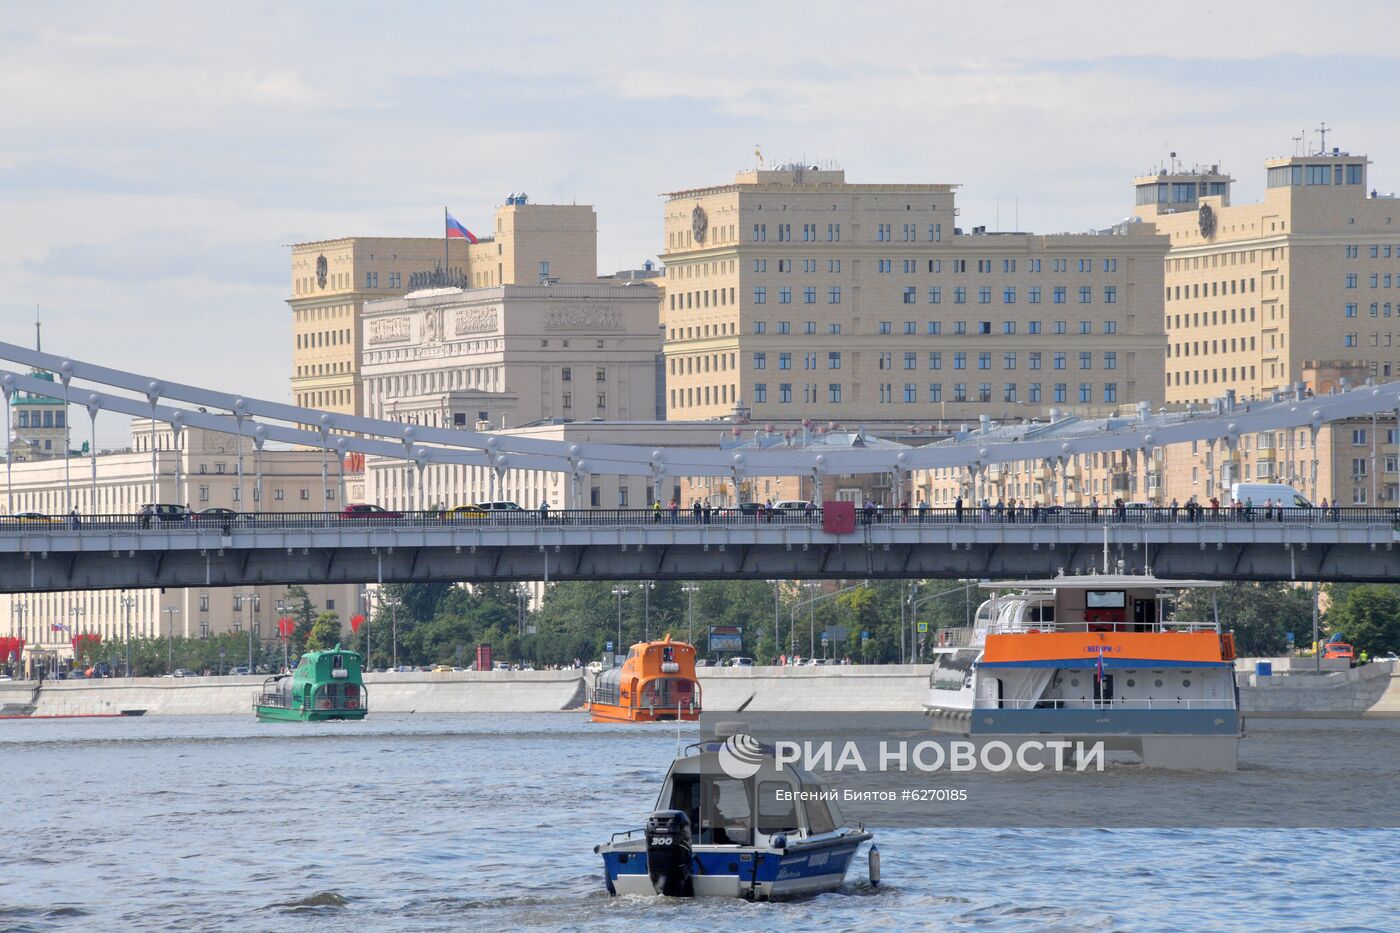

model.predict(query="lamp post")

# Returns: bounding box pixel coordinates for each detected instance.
[234,591,257,674]
[162,606,180,674]
[12,602,27,677]
[116,598,132,677]
[681,584,700,644]
[611,586,630,660]
[70,605,86,672]
[638,581,656,641]
[907,581,982,663]
[790,581,862,662]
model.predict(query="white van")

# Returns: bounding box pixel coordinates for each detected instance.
[1229,483,1312,508]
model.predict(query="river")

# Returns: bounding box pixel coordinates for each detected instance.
[2,715,1397,932]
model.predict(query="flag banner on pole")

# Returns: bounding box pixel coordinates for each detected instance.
[445,211,478,243]
[51,621,69,632]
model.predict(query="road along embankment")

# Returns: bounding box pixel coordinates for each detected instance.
[0,670,585,717]
[1237,660,1398,719]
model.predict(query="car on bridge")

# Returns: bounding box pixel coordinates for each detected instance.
[340,504,404,519]
[139,503,192,527]
[192,507,242,523]
[474,501,524,512]
[9,511,58,523]
[439,504,488,521]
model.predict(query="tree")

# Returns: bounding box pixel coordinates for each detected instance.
[282,585,317,658]
[1325,585,1400,655]
[306,612,343,652]
[1175,583,1313,656]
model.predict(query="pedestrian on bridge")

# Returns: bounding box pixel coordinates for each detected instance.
[955,496,964,523]
[68,508,80,530]
[918,497,928,523]
[652,500,662,523]
[539,500,550,522]
[669,497,679,523]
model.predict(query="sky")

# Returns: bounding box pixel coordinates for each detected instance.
[2,1,1398,445]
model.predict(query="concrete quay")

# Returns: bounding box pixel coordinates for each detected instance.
[0,661,1394,718]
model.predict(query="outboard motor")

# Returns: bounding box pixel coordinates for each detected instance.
[644,809,693,897]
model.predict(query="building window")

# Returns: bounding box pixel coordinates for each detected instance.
[804,287,816,304]
[754,321,767,333]
[904,352,917,370]
[1104,352,1117,370]
[1104,383,1118,403]
[1003,352,1016,369]
[929,352,942,370]
[879,321,892,334]
[198,485,210,502]
[978,352,991,370]
[929,383,942,402]
[953,352,966,370]
[778,321,791,334]
[954,287,967,304]
[1028,383,1041,403]
[753,352,766,370]
[754,287,767,304]
[978,286,992,304]
[754,383,767,403]
[778,353,791,370]
[1054,383,1067,403]
[597,367,607,382]
[1079,352,1092,370]
[779,286,792,304]
[1028,352,1041,370]
[953,383,967,402]
[1028,286,1041,304]
[199,595,209,612]
[828,287,841,304]
[1053,353,1066,370]
[828,384,841,403]
[904,383,917,403]
[828,352,841,369]
[1003,287,1016,304]
[1079,383,1092,403]
[1053,286,1066,304]
[779,384,792,403]
[903,287,916,304]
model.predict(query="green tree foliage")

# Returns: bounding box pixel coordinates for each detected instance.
[282,585,317,658]
[1174,583,1313,656]
[305,612,343,652]
[1324,585,1400,655]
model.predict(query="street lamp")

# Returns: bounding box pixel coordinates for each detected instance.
[611,586,630,661]
[234,592,258,674]
[12,602,27,677]
[116,598,133,677]
[69,605,86,673]
[681,584,700,644]
[162,606,180,674]
[638,581,656,641]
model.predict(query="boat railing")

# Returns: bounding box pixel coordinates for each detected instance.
[987,620,1221,635]
[933,627,976,648]
[254,690,293,709]
[975,697,1236,710]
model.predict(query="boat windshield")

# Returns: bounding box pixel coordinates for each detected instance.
[639,677,698,711]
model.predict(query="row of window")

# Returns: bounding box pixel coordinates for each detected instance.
[1169,337,1257,358]
[1168,366,1258,386]
[1343,303,1399,318]
[752,285,1118,305]
[1344,273,1399,288]
[1344,245,1400,259]
[14,410,64,428]
[752,382,1118,404]
[297,328,351,350]
[669,287,737,312]
[752,320,1118,336]
[1168,307,1257,329]
[1166,279,1256,301]
[362,272,403,289]
[753,351,1118,371]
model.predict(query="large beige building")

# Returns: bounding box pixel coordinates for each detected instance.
[660,165,1168,423]
[1133,148,1400,405]
[360,282,662,431]
[0,421,359,660]
[289,200,598,417]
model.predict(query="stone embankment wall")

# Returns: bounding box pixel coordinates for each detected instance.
[1,661,1394,717]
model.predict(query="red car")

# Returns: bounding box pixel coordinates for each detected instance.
[340,504,404,519]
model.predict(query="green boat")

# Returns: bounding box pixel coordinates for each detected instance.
[253,645,368,722]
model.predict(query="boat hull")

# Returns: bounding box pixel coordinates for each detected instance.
[254,705,367,723]
[599,833,869,900]
[587,701,700,724]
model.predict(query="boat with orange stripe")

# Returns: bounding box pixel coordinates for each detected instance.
[925,571,1241,770]
[587,635,702,724]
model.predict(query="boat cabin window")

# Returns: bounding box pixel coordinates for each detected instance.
[756,781,800,834]
[669,774,752,845]
[1086,590,1125,609]
[1028,604,1055,624]
[801,783,837,834]
[331,655,344,670]
[662,645,675,664]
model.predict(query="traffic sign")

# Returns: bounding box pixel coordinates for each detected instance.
[917,621,929,633]
[605,641,614,652]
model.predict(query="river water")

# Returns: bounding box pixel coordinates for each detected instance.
[2,714,1397,932]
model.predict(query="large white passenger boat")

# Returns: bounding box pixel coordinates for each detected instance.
[925,571,1242,770]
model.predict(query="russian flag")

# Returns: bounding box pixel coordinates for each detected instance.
[446,211,478,243]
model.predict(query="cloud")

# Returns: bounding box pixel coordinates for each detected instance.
[0,0,1397,402]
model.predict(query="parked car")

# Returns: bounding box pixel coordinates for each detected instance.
[341,504,404,519]
[431,664,454,673]
[726,656,755,667]
[228,666,251,676]
[772,500,815,511]
[1229,482,1313,509]
[172,668,196,678]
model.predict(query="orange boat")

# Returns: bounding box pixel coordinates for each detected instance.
[587,635,702,723]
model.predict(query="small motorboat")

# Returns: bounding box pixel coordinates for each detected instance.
[595,728,877,900]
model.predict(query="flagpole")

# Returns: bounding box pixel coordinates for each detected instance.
[443,206,449,277]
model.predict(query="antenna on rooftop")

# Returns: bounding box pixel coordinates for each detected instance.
[1292,131,1304,156]
[1316,122,1329,155]
[35,304,41,353]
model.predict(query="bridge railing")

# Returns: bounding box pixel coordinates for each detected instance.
[1,505,1398,533]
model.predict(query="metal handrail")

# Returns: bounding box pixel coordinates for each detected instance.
[1,504,1397,533]
[975,697,1236,710]
[986,621,1221,635]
